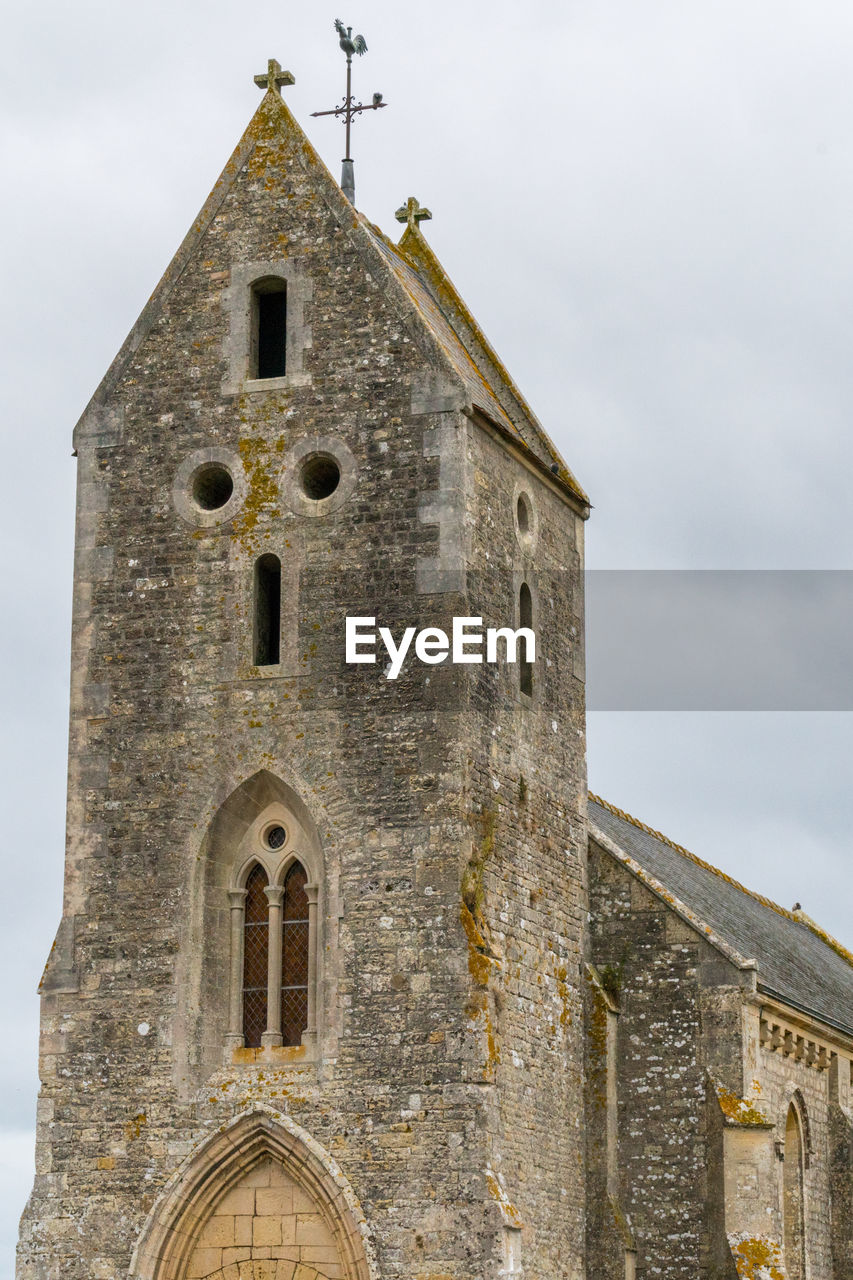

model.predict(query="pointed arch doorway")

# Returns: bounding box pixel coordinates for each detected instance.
[130,1111,375,1280]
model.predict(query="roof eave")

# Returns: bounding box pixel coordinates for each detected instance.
[753,987,853,1049]
[467,405,590,515]
[397,222,585,486]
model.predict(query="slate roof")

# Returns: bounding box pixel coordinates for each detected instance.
[589,794,853,1040]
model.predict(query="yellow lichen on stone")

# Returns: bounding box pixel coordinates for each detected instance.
[715,1082,769,1126]
[462,806,496,918]
[233,433,285,546]
[731,1236,784,1280]
[124,1113,147,1141]
[485,1170,523,1228]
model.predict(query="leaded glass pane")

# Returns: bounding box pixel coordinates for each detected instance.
[242,864,269,1047]
[281,861,309,1046]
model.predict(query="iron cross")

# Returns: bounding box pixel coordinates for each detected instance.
[254,58,295,96]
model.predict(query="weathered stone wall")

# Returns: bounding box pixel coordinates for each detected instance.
[744,1005,847,1280]
[461,417,588,1277]
[17,93,588,1280]
[587,841,730,1278]
[588,836,853,1280]
[584,968,635,1280]
[828,1051,853,1280]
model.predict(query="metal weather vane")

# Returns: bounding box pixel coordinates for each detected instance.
[311,19,387,205]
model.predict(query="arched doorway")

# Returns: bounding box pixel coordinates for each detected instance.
[130,1111,375,1280]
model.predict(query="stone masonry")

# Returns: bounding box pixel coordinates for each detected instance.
[17,77,589,1280]
[588,800,853,1279]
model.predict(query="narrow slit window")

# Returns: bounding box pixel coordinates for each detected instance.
[252,280,287,379]
[242,864,269,1048]
[281,861,310,1047]
[253,554,281,666]
[520,582,533,696]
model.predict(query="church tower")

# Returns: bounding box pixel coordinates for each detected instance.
[18,64,590,1280]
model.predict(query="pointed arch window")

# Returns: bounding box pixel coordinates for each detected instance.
[228,855,319,1053]
[282,862,310,1046]
[783,1101,807,1280]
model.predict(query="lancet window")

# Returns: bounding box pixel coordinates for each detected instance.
[228,848,318,1051]
[281,861,310,1046]
[242,864,271,1048]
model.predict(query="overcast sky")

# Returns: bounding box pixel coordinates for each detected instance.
[2,1,853,1267]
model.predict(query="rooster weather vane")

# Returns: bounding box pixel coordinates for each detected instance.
[311,19,387,206]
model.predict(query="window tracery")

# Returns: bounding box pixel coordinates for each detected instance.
[224,802,321,1055]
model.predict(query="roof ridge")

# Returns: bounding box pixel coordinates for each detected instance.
[791,907,853,973]
[362,217,406,258]
[588,791,794,920]
[362,220,519,416]
[588,792,853,972]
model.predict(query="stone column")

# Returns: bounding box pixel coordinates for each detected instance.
[226,889,247,1049]
[262,885,284,1047]
[305,883,320,1046]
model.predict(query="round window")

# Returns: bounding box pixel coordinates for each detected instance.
[263,824,287,851]
[300,454,341,501]
[192,464,234,511]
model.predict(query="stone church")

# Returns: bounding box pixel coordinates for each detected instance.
[17,61,853,1280]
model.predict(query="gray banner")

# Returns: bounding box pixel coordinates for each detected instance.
[586,570,853,710]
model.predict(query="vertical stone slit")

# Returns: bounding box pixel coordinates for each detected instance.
[520,582,533,696]
[254,554,281,666]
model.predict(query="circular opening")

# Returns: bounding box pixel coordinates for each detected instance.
[192,464,234,511]
[300,453,341,501]
[264,824,287,851]
[517,493,531,536]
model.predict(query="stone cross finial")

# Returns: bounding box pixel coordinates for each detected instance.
[395,197,433,232]
[254,58,295,96]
